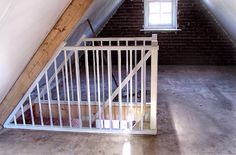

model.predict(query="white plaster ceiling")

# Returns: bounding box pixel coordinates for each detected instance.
[0,0,71,102]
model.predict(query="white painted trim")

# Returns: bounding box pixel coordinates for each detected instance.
[5,124,157,135]
[63,46,153,51]
[35,100,152,106]
[64,50,72,128]
[141,28,181,32]
[144,0,178,29]
[150,34,158,130]
[82,37,152,42]
[85,50,92,128]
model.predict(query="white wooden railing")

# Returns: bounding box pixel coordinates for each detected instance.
[4,34,158,134]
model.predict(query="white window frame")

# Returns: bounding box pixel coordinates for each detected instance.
[144,0,178,30]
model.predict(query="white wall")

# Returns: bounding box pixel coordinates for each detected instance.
[0,0,71,102]
[201,0,236,43]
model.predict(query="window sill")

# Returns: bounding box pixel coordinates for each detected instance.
[140,28,181,32]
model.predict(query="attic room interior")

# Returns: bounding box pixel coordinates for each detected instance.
[0,0,236,154]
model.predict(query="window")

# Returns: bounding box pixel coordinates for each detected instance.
[144,0,177,30]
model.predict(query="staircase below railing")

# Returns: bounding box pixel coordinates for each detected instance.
[4,34,159,135]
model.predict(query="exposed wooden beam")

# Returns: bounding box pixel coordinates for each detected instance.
[0,0,93,125]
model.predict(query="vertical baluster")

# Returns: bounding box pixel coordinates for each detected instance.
[64,51,72,127]
[93,42,97,102]
[45,72,53,126]
[85,50,92,128]
[54,60,63,127]
[42,90,45,101]
[135,41,138,120]
[107,50,112,129]
[37,83,44,126]
[28,94,35,126]
[75,51,82,128]
[141,49,144,130]
[101,43,105,101]
[13,115,17,125]
[126,43,129,122]
[118,49,122,128]
[143,45,147,127]
[129,50,133,129]
[96,50,102,129]
[62,67,66,101]
[101,42,105,120]
[21,104,26,125]
[69,56,74,101]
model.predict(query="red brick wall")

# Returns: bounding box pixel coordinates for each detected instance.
[98,0,236,65]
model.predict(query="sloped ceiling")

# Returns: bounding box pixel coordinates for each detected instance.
[202,0,236,43]
[0,0,71,103]
[67,0,123,46]
[0,0,123,103]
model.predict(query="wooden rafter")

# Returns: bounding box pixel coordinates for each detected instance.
[0,0,93,125]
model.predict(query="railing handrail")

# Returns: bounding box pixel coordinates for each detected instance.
[62,46,153,51]
[82,37,153,42]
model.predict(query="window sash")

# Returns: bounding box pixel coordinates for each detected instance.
[144,0,177,29]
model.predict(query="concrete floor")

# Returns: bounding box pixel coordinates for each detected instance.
[0,66,236,155]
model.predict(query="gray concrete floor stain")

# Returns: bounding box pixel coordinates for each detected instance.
[0,66,236,155]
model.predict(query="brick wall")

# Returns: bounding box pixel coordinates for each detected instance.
[98,0,236,65]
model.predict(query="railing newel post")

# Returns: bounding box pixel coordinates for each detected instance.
[150,34,158,131]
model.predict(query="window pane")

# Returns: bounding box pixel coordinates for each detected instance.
[149,2,160,13]
[160,13,172,24]
[145,0,176,28]
[161,2,172,13]
[149,13,161,25]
